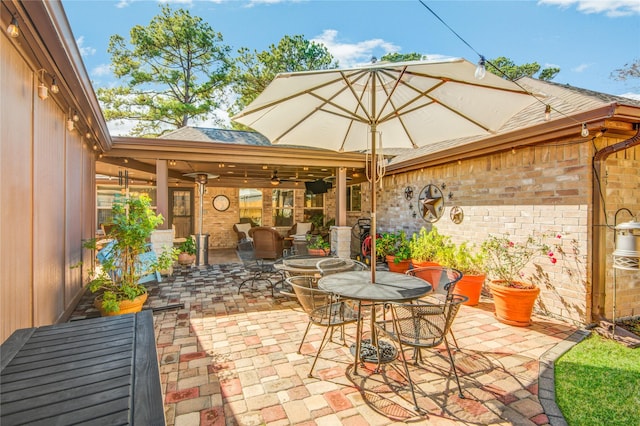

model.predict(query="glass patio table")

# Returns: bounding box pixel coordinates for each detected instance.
[317,270,432,374]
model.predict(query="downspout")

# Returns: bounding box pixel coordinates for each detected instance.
[591,125,640,323]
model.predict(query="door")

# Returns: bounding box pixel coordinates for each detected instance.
[169,188,193,238]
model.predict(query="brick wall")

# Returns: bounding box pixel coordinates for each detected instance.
[603,141,640,320]
[376,141,593,324]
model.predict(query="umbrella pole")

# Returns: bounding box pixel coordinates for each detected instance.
[370,124,377,283]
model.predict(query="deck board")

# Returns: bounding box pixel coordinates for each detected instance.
[0,311,164,425]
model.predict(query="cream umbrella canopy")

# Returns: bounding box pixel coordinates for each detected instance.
[232,58,536,281]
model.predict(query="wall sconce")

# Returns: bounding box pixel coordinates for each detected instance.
[6,15,19,38]
[67,118,74,131]
[37,70,48,100]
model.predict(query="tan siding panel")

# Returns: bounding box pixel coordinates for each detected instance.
[65,131,85,306]
[1,36,34,341]
[33,94,66,325]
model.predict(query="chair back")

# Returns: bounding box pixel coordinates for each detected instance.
[315,258,368,276]
[406,266,462,297]
[288,276,331,316]
[385,293,467,348]
[289,276,358,327]
[249,227,284,259]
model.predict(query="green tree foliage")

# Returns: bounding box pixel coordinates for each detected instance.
[379,52,425,62]
[97,5,232,136]
[229,35,338,124]
[487,56,559,81]
[611,58,640,81]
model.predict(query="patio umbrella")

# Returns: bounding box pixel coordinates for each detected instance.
[232,58,536,282]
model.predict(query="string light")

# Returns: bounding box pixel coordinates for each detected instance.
[511,147,516,154]
[581,123,589,138]
[50,77,59,94]
[73,111,79,122]
[545,104,551,121]
[6,15,19,38]
[474,56,486,80]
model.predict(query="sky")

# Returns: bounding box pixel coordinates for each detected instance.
[62,0,640,135]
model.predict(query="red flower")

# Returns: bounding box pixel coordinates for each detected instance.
[550,257,557,264]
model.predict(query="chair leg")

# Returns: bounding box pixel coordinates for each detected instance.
[396,340,421,412]
[308,324,333,378]
[298,321,313,354]
[443,336,464,398]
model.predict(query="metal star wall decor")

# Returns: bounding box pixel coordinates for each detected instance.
[418,184,445,223]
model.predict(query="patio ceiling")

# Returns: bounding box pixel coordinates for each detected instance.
[96,136,370,188]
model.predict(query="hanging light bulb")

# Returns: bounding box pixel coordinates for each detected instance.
[50,77,59,94]
[474,56,486,80]
[72,111,79,122]
[581,123,589,137]
[6,15,19,38]
[544,104,551,121]
[93,143,98,151]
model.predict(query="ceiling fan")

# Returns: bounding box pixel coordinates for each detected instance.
[270,170,311,186]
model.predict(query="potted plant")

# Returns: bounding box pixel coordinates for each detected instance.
[408,226,453,268]
[177,237,196,266]
[85,194,176,316]
[440,242,486,306]
[376,231,411,273]
[306,234,330,256]
[481,232,557,326]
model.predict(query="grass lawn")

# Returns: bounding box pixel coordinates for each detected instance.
[555,333,640,426]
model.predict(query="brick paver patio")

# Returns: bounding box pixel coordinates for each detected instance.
[70,260,582,426]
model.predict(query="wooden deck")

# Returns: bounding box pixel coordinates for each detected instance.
[0,311,164,425]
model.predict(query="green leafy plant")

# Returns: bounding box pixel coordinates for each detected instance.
[85,194,176,313]
[481,232,558,288]
[179,237,196,255]
[376,230,411,263]
[306,234,330,251]
[408,226,453,263]
[439,241,486,275]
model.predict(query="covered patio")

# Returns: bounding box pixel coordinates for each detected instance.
[68,253,583,426]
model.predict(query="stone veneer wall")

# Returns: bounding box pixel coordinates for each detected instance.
[376,140,593,325]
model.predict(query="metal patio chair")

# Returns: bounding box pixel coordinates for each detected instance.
[289,275,359,378]
[374,293,468,411]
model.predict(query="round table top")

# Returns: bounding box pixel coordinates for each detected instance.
[318,271,432,302]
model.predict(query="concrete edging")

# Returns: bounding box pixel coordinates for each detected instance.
[538,328,591,426]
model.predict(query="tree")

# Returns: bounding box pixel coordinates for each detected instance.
[611,58,640,81]
[487,56,559,81]
[97,5,232,136]
[380,52,425,62]
[229,35,338,123]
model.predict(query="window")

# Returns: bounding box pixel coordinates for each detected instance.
[97,185,157,228]
[272,189,294,227]
[239,188,262,226]
[347,184,361,212]
[304,192,324,225]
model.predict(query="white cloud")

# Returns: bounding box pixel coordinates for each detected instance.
[116,0,131,8]
[572,63,591,72]
[619,92,640,101]
[76,36,96,57]
[92,64,112,77]
[312,29,400,68]
[538,0,640,17]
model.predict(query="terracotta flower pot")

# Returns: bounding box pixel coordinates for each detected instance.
[385,255,410,273]
[489,280,540,326]
[409,260,442,289]
[94,292,148,317]
[307,248,328,256]
[455,274,486,306]
[178,252,196,265]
